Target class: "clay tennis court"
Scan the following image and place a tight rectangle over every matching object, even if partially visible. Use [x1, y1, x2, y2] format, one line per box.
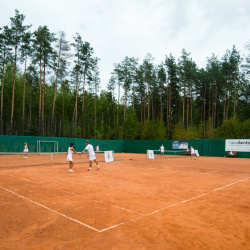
[0, 153, 249, 249]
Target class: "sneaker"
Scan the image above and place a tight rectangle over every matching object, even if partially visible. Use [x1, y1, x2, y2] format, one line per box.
[69, 169, 73, 173]
[97, 166, 100, 170]
[87, 168, 91, 171]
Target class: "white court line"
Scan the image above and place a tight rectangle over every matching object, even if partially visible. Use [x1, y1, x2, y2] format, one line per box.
[0, 185, 100, 232]
[3, 173, 38, 184]
[2, 173, 142, 216]
[39, 174, 104, 182]
[2, 173, 249, 233]
[143, 177, 250, 216]
[100, 177, 249, 232]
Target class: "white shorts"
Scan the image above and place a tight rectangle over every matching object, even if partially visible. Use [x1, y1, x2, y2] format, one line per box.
[89, 155, 96, 161]
[67, 155, 73, 162]
[161, 151, 164, 153]
[24, 149, 29, 153]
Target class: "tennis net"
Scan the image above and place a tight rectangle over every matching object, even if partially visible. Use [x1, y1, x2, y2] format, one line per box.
[147, 150, 189, 159]
[0, 151, 114, 168]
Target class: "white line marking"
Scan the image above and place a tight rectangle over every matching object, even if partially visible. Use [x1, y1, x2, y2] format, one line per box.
[143, 177, 249, 216]
[2, 173, 249, 233]
[100, 177, 249, 231]
[0, 185, 100, 232]
[3, 173, 142, 216]
[51, 186, 143, 215]
[99, 216, 144, 233]
[3, 173, 38, 184]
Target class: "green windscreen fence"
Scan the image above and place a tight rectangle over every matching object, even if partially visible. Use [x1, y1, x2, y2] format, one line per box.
[0, 136, 249, 158]
[0, 136, 124, 154]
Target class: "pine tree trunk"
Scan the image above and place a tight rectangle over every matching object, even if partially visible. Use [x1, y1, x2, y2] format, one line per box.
[0, 51, 6, 135]
[22, 54, 28, 135]
[141, 94, 143, 132]
[190, 89, 193, 124]
[28, 80, 32, 135]
[233, 70, 236, 120]
[182, 84, 186, 124]
[81, 73, 85, 138]
[223, 76, 227, 121]
[132, 75, 135, 111]
[123, 81, 127, 139]
[147, 84, 150, 120]
[39, 57, 42, 136]
[94, 79, 97, 138]
[10, 45, 18, 135]
[51, 45, 61, 136]
[203, 82, 206, 137]
[160, 86, 163, 121]
[226, 85, 231, 121]
[75, 69, 79, 137]
[186, 93, 189, 128]
[113, 90, 115, 138]
[214, 81, 217, 128]
[42, 65, 46, 135]
[169, 82, 172, 131]
[62, 81, 65, 137]
[144, 89, 146, 124]
[117, 81, 120, 139]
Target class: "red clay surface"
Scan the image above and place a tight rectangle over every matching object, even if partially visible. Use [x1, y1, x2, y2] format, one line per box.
[0, 153, 249, 249]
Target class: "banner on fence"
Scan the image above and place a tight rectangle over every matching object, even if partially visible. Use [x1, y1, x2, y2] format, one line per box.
[147, 150, 154, 159]
[225, 139, 250, 152]
[172, 140, 188, 149]
[104, 151, 114, 162]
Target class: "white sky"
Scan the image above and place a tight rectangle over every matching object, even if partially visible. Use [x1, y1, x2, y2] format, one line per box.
[1, 0, 250, 89]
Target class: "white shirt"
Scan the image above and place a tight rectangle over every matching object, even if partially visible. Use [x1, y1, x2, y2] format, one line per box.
[85, 144, 95, 156]
[24, 145, 29, 152]
[67, 147, 73, 158]
[160, 146, 164, 152]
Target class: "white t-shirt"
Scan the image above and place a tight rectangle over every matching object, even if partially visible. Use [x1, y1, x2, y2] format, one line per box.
[160, 146, 164, 152]
[23, 145, 29, 153]
[67, 147, 73, 161]
[85, 144, 95, 156]
[191, 147, 195, 154]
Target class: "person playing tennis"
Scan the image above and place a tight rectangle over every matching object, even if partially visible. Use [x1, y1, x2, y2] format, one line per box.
[159, 144, 165, 156]
[23, 143, 29, 158]
[81, 140, 100, 171]
[96, 144, 100, 154]
[67, 142, 80, 173]
[190, 146, 196, 160]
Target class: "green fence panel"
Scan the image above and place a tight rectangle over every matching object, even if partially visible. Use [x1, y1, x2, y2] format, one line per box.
[123, 140, 172, 154]
[0, 136, 249, 158]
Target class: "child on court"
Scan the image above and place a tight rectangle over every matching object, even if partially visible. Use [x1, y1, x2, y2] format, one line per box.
[190, 146, 196, 160]
[23, 143, 29, 158]
[81, 140, 100, 171]
[159, 144, 164, 156]
[67, 142, 80, 173]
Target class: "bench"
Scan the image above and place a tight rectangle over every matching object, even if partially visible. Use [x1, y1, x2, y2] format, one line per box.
[180, 151, 191, 156]
[226, 152, 236, 158]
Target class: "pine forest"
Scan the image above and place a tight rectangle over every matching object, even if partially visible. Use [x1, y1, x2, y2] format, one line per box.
[1, 10, 250, 140]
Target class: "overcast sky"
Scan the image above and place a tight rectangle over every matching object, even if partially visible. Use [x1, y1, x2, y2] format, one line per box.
[1, 0, 250, 89]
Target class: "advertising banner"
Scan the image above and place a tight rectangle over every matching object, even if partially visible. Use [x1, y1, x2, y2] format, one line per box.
[172, 140, 188, 149]
[147, 150, 154, 159]
[225, 139, 250, 152]
[104, 151, 114, 162]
